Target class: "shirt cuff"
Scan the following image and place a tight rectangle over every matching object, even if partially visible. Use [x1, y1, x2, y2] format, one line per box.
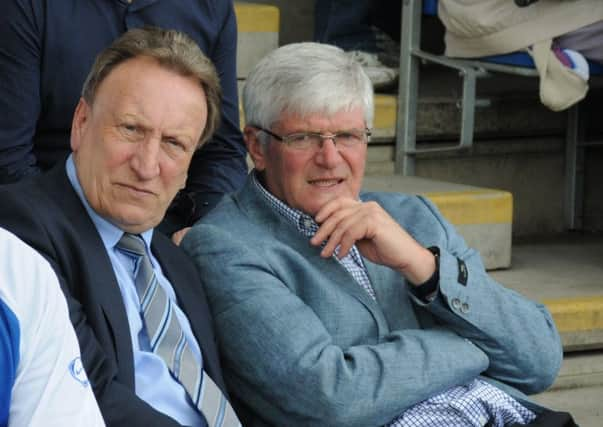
[409, 246, 440, 302]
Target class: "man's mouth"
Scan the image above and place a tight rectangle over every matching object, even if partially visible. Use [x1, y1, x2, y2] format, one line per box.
[308, 178, 344, 187]
[117, 183, 155, 196]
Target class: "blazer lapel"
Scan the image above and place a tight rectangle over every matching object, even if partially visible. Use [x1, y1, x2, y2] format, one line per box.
[41, 164, 135, 381]
[235, 178, 391, 336]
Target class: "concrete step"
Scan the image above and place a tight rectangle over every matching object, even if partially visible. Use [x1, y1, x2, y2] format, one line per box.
[532, 384, 603, 427]
[369, 90, 566, 143]
[372, 94, 397, 142]
[491, 235, 603, 353]
[234, 2, 280, 79]
[362, 175, 512, 269]
[365, 160, 395, 175]
[545, 298, 603, 352]
[550, 351, 603, 391]
[535, 350, 603, 426]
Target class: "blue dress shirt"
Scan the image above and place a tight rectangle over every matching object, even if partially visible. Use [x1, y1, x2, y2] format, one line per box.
[66, 156, 206, 426]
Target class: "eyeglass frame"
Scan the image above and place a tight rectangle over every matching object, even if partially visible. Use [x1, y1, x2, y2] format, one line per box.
[252, 125, 371, 150]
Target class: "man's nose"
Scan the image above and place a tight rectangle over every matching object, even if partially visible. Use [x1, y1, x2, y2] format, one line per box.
[314, 137, 341, 168]
[131, 138, 161, 179]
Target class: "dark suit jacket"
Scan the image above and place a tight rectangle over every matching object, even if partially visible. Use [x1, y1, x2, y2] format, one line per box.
[0, 163, 227, 426]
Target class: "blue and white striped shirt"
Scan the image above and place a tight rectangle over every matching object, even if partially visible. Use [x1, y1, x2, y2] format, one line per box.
[251, 172, 536, 427]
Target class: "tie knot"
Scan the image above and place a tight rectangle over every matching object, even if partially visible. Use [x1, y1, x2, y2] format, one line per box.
[116, 233, 147, 257]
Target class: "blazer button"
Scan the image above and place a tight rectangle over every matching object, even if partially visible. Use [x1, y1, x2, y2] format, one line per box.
[461, 303, 470, 314]
[451, 298, 462, 310]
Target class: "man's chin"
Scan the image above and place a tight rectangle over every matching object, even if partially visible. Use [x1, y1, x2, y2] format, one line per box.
[299, 193, 345, 217]
[108, 209, 163, 234]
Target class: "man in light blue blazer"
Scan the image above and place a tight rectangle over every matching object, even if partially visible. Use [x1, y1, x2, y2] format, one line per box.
[181, 42, 571, 427]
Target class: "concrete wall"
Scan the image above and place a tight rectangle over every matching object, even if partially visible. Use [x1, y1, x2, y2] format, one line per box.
[584, 148, 603, 232]
[414, 140, 566, 237]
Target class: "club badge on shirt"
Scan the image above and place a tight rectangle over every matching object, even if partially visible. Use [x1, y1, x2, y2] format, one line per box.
[69, 357, 90, 387]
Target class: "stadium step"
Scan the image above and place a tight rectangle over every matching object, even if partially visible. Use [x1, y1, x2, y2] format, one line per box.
[532, 383, 603, 427]
[491, 235, 603, 354]
[549, 351, 603, 390]
[234, 2, 280, 79]
[372, 94, 397, 142]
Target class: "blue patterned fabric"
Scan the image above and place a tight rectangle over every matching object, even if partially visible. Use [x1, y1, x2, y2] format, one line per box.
[251, 173, 377, 300]
[251, 171, 537, 427]
[389, 379, 535, 427]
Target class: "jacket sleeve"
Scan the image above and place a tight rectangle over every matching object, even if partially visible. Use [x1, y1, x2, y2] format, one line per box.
[0, 0, 44, 183]
[182, 224, 492, 427]
[407, 196, 562, 395]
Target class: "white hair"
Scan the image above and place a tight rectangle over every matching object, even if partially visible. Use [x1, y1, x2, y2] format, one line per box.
[242, 42, 374, 131]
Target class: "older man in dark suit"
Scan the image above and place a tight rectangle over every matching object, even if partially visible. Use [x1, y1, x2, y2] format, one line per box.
[0, 27, 240, 427]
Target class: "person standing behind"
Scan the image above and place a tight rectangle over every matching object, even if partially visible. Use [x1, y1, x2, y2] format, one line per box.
[0, 27, 240, 427]
[0, 0, 247, 233]
[0, 227, 104, 427]
[314, 0, 400, 89]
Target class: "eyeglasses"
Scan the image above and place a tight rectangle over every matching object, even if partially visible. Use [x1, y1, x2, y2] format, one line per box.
[255, 126, 371, 151]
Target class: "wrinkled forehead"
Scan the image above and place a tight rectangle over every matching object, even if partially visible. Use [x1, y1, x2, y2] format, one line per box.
[272, 105, 368, 130]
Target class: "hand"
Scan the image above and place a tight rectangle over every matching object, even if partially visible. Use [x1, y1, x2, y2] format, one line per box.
[171, 227, 191, 246]
[310, 197, 436, 285]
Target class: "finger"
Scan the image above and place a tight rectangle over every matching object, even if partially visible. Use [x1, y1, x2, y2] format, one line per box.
[311, 203, 361, 246]
[331, 230, 356, 259]
[314, 197, 359, 224]
[320, 211, 368, 258]
[171, 227, 191, 245]
[316, 217, 347, 255]
[332, 211, 371, 258]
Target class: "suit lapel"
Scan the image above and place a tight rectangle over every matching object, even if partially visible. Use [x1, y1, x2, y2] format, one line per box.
[41, 164, 135, 382]
[235, 178, 391, 335]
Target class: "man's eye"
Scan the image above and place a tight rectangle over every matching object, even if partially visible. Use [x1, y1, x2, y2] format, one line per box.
[164, 138, 186, 151]
[337, 132, 356, 140]
[335, 131, 364, 146]
[121, 124, 141, 136]
[288, 133, 310, 143]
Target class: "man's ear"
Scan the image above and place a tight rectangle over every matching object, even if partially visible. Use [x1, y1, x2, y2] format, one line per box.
[244, 125, 267, 171]
[70, 98, 90, 152]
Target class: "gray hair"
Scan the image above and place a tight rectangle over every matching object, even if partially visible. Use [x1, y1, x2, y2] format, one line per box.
[242, 42, 373, 131]
[81, 26, 221, 147]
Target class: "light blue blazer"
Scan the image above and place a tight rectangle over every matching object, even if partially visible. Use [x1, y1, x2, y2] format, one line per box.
[182, 174, 563, 427]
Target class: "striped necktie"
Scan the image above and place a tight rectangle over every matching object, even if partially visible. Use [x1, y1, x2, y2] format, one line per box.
[117, 233, 241, 427]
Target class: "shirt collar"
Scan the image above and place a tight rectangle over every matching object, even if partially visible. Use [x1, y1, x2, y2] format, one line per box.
[251, 170, 369, 270]
[251, 170, 317, 237]
[65, 155, 154, 251]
